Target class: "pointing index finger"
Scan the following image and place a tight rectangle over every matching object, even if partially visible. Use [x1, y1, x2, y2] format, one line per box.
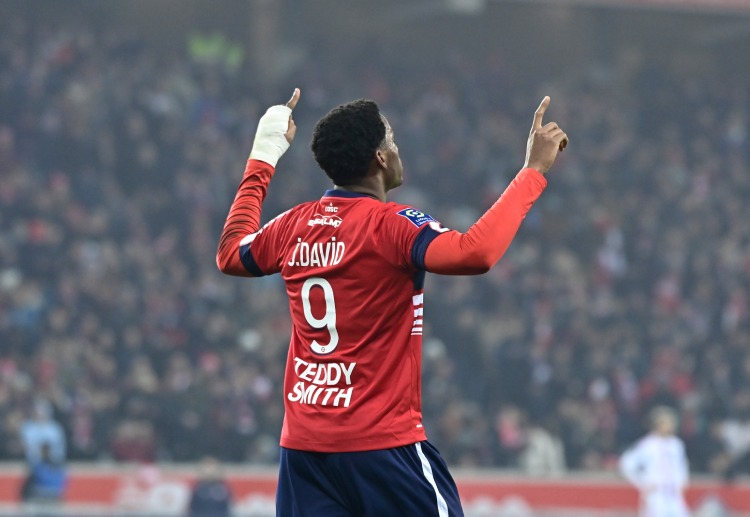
[533, 96, 550, 130]
[286, 88, 301, 110]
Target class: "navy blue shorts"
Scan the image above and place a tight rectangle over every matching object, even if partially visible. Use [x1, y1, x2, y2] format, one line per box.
[276, 441, 464, 517]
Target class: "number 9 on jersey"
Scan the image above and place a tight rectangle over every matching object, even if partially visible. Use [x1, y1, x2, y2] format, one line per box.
[301, 277, 339, 355]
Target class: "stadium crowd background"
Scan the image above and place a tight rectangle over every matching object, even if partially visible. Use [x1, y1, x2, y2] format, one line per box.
[1, 1, 750, 479]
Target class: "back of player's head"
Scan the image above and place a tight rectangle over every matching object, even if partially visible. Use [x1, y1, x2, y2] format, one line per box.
[311, 99, 386, 185]
[650, 406, 678, 433]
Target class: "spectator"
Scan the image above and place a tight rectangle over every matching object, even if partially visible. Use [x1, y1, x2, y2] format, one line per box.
[20, 442, 67, 505]
[520, 420, 566, 477]
[186, 457, 233, 517]
[20, 400, 65, 466]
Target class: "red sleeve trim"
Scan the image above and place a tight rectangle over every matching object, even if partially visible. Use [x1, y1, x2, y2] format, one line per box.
[216, 159, 275, 276]
[423, 168, 546, 275]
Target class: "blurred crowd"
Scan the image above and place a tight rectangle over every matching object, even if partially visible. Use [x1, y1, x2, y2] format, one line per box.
[1, 12, 749, 478]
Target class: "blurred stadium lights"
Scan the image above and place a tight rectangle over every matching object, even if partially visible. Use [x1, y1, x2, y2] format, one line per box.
[489, 0, 750, 15]
[384, 0, 488, 23]
[445, 0, 488, 15]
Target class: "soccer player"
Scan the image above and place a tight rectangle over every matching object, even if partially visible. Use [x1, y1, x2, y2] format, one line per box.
[619, 407, 691, 517]
[217, 88, 568, 516]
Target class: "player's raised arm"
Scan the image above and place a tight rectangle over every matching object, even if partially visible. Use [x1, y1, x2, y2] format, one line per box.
[216, 89, 299, 276]
[525, 96, 569, 172]
[423, 96, 568, 275]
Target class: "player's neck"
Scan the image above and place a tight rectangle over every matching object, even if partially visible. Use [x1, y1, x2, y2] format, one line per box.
[334, 177, 387, 203]
[334, 168, 391, 202]
[333, 185, 383, 202]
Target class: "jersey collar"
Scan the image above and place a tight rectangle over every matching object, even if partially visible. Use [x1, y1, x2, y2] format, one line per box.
[323, 189, 377, 199]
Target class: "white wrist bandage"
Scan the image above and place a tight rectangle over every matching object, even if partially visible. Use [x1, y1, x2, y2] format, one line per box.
[249, 105, 292, 167]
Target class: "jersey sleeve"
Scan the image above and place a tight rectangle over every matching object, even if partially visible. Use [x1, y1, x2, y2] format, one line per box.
[377, 206, 450, 271]
[216, 158, 287, 277]
[619, 441, 647, 490]
[424, 168, 547, 275]
[237, 209, 289, 276]
[676, 439, 689, 489]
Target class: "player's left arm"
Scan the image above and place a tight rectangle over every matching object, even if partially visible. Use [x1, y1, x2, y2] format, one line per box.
[676, 439, 689, 489]
[424, 96, 566, 275]
[216, 89, 300, 276]
[423, 167, 546, 275]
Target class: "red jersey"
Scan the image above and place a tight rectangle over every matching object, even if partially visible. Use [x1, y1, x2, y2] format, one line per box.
[241, 189, 445, 452]
[217, 159, 547, 453]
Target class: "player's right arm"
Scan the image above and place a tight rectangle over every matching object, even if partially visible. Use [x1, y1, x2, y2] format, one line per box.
[216, 89, 299, 276]
[424, 97, 568, 275]
[619, 442, 648, 491]
[676, 438, 689, 490]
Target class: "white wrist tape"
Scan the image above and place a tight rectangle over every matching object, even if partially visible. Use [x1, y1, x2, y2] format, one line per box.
[249, 105, 292, 167]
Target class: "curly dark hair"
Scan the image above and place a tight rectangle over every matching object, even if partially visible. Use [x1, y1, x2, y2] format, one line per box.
[310, 99, 386, 185]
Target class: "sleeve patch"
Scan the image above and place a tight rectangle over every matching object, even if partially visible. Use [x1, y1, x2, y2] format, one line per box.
[396, 208, 437, 228]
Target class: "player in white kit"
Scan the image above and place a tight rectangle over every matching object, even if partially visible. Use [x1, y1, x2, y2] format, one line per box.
[619, 407, 691, 517]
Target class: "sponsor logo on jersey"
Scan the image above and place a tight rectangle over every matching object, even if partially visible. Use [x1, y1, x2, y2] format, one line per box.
[308, 214, 342, 228]
[287, 357, 356, 408]
[396, 208, 438, 228]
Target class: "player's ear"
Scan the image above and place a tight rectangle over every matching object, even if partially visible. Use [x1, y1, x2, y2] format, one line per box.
[374, 149, 388, 170]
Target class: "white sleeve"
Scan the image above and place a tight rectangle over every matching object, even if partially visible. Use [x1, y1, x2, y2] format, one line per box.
[676, 439, 689, 489]
[619, 443, 646, 490]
